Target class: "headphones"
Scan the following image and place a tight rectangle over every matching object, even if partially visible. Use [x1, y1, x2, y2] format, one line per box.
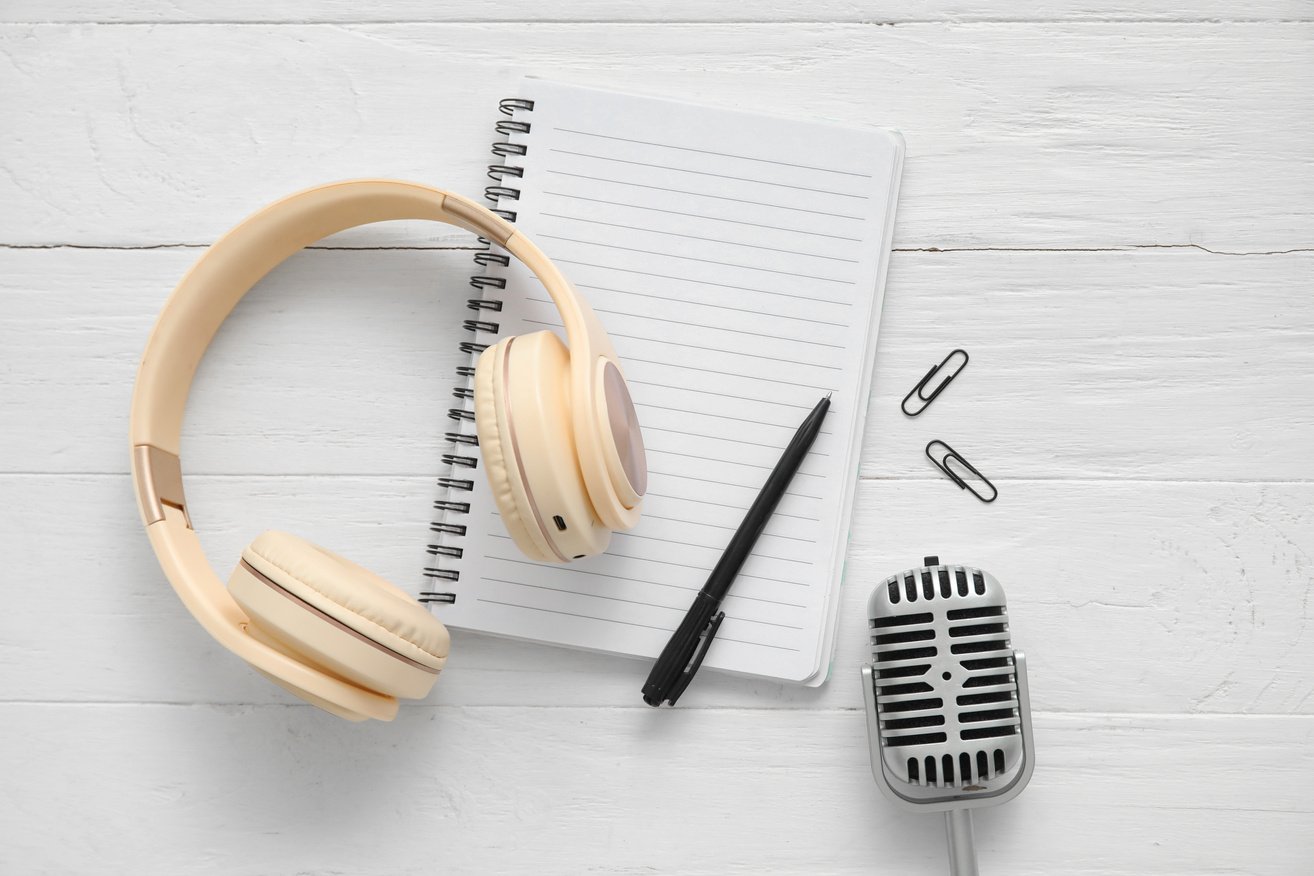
[130, 180, 647, 721]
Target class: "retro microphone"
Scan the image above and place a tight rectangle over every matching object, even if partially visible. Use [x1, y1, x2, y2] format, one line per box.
[860, 557, 1034, 876]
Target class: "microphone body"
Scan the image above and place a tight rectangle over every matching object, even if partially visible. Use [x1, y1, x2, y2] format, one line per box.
[860, 558, 1034, 875]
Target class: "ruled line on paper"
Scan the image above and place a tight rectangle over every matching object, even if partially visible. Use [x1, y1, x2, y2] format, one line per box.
[636, 513, 817, 545]
[523, 298, 847, 348]
[551, 127, 875, 179]
[547, 148, 870, 200]
[542, 191, 864, 242]
[646, 467, 822, 501]
[552, 258, 856, 306]
[607, 331, 843, 371]
[537, 233, 856, 285]
[646, 446, 825, 479]
[483, 551, 809, 606]
[488, 506, 814, 548]
[642, 424, 830, 455]
[540, 212, 860, 263]
[637, 400, 838, 433]
[627, 379, 815, 410]
[644, 428, 836, 454]
[697, 634, 802, 651]
[527, 290, 849, 329]
[587, 543, 793, 580]
[645, 470, 822, 505]
[621, 361, 835, 394]
[474, 597, 669, 632]
[520, 319, 844, 371]
[481, 577, 806, 629]
[484, 536, 810, 588]
[611, 528, 815, 562]
[545, 170, 866, 221]
[642, 491, 821, 525]
[473, 596, 805, 651]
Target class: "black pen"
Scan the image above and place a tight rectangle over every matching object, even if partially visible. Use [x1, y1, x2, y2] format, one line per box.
[641, 393, 832, 707]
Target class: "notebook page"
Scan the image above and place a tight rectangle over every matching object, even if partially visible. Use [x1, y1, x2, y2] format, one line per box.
[438, 78, 902, 683]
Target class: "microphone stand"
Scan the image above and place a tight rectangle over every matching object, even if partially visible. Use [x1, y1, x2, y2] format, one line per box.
[945, 809, 979, 876]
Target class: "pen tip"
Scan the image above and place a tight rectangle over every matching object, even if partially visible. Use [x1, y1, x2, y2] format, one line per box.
[825, 392, 833, 400]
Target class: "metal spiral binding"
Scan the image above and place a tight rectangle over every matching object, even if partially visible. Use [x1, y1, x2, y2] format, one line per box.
[420, 95, 535, 605]
[487, 165, 524, 182]
[462, 318, 500, 334]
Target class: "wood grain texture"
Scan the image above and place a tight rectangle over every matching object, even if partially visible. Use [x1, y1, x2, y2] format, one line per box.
[4, 247, 1311, 479]
[2, 705, 1310, 875]
[3, 473, 1310, 714]
[5, 1, 1314, 23]
[2, 23, 1311, 251]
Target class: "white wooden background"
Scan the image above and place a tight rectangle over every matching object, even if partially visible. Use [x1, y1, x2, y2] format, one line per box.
[2, 3, 1312, 874]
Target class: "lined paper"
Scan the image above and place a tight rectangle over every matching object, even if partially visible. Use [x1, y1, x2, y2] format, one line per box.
[433, 79, 903, 683]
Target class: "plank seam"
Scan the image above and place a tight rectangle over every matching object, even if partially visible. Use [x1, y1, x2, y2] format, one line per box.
[3, 472, 1314, 484]
[3, 19, 1314, 25]
[2, 243, 1310, 256]
[0, 701, 1311, 718]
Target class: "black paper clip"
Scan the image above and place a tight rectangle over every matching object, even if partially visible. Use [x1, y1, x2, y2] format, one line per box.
[926, 440, 998, 503]
[902, 349, 969, 417]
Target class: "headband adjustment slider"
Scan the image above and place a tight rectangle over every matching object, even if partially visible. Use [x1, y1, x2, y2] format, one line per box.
[133, 445, 191, 528]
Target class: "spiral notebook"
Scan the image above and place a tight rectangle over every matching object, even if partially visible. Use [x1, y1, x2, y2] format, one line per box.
[421, 78, 904, 685]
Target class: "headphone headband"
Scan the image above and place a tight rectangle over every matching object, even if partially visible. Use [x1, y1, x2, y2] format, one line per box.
[129, 179, 606, 460]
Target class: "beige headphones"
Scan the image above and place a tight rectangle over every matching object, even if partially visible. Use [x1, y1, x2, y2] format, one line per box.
[130, 180, 647, 721]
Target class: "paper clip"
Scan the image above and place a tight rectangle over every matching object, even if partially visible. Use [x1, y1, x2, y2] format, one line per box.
[926, 440, 998, 503]
[901, 349, 970, 417]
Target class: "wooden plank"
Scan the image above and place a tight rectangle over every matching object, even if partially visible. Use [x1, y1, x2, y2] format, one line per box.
[3, 473, 1309, 713]
[2, 23, 1311, 250]
[3, 247, 1310, 480]
[1, 704, 1309, 874]
[5, 2, 1312, 23]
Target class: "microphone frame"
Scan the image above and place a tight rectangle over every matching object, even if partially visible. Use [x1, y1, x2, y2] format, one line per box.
[860, 652, 1035, 813]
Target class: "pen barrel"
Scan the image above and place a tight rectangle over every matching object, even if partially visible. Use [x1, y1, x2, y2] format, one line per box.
[704, 398, 827, 599]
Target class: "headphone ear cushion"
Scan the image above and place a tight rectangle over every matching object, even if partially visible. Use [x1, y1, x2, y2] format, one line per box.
[230, 531, 449, 700]
[474, 340, 558, 563]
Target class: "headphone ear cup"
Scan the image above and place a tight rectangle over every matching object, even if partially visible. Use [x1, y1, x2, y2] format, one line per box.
[475, 333, 612, 563]
[475, 339, 558, 563]
[229, 531, 449, 701]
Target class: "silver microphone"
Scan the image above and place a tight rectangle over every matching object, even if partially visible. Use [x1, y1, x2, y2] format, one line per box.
[860, 557, 1034, 876]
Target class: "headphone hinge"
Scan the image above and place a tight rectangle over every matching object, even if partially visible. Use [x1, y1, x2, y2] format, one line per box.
[133, 444, 191, 529]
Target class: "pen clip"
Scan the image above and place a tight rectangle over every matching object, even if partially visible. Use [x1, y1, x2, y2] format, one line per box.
[666, 610, 725, 706]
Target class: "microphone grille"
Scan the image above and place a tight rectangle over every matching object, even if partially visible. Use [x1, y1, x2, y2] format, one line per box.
[868, 562, 1022, 793]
